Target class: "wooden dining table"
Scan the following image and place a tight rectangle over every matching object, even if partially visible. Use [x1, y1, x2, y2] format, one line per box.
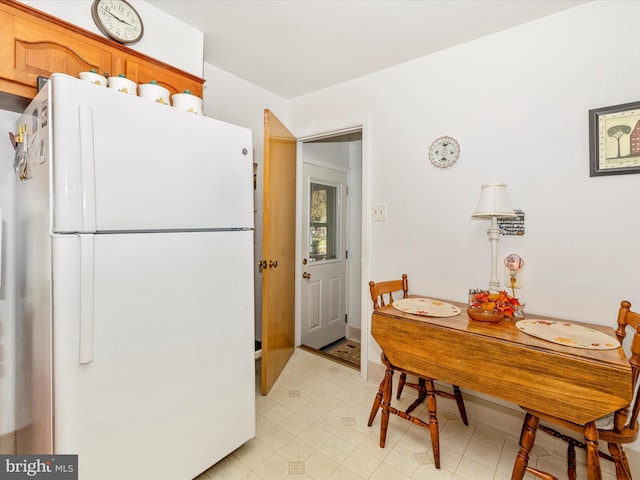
[371, 295, 633, 480]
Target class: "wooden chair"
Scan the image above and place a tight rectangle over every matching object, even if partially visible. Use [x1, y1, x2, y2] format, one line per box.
[366, 274, 468, 469]
[511, 300, 640, 480]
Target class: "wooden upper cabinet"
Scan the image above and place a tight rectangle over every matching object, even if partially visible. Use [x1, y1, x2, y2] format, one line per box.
[0, 1, 203, 109]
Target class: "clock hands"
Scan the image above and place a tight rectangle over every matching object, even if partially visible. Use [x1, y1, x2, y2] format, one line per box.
[100, 7, 133, 27]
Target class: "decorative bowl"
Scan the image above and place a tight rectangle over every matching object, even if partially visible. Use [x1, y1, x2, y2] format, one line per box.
[467, 308, 504, 323]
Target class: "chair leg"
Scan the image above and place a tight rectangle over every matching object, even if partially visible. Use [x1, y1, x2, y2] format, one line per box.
[567, 440, 577, 480]
[367, 376, 384, 427]
[607, 443, 632, 480]
[511, 413, 538, 480]
[425, 379, 440, 469]
[583, 421, 603, 480]
[379, 364, 394, 448]
[397, 373, 407, 399]
[452, 385, 468, 426]
[405, 377, 427, 414]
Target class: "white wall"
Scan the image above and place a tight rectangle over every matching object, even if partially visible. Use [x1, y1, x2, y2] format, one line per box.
[21, 0, 203, 76]
[287, 0, 640, 455]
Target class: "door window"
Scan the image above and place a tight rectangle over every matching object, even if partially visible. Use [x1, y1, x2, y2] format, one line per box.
[309, 182, 338, 262]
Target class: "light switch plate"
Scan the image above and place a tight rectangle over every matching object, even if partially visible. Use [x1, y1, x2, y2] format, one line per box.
[371, 203, 387, 221]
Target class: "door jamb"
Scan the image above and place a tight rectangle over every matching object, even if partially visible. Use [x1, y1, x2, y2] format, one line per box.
[294, 119, 371, 381]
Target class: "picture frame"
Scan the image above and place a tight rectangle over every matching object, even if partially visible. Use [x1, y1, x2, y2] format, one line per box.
[589, 101, 640, 176]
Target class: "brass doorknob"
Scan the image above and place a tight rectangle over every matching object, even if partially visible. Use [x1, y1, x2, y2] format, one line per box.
[269, 260, 278, 268]
[302, 272, 311, 279]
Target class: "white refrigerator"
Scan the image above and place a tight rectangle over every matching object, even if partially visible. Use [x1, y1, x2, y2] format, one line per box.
[14, 74, 256, 479]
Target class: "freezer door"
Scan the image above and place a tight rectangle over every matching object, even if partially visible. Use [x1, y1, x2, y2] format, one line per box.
[52, 231, 255, 479]
[49, 74, 253, 233]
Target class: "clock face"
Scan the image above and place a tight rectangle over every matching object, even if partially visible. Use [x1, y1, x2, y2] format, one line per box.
[91, 0, 144, 45]
[429, 136, 460, 168]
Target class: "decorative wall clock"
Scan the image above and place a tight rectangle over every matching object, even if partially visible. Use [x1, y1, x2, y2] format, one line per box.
[91, 0, 144, 45]
[429, 136, 460, 168]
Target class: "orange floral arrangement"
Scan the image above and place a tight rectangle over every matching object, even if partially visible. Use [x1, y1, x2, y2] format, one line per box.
[470, 290, 521, 317]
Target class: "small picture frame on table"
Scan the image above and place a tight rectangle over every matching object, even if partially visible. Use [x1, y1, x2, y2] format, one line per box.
[589, 101, 640, 176]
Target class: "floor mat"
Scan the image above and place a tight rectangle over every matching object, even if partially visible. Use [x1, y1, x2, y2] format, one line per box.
[324, 339, 360, 367]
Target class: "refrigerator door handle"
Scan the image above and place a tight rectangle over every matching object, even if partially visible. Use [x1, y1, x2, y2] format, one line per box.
[79, 234, 95, 364]
[78, 105, 97, 232]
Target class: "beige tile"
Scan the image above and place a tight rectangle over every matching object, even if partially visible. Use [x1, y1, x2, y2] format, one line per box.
[341, 447, 382, 479]
[437, 444, 462, 474]
[277, 437, 317, 462]
[413, 464, 455, 479]
[454, 456, 497, 480]
[262, 403, 296, 424]
[369, 461, 412, 480]
[463, 438, 502, 470]
[325, 465, 365, 480]
[201, 454, 250, 479]
[356, 431, 392, 461]
[317, 435, 357, 463]
[313, 411, 346, 434]
[381, 444, 420, 476]
[297, 402, 329, 423]
[303, 450, 340, 480]
[243, 349, 539, 480]
[279, 412, 313, 436]
[297, 423, 334, 450]
[251, 453, 289, 480]
[255, 423, 294, 451]
[334, 424, 371, 447]
[232, 438, 275, 470]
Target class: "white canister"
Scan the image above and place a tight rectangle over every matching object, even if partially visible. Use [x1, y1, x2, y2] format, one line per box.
[138, 80, 170, 105]
[79, 69, 107, 87]
[171, 90, 202, 115]
[108, 74, 137, 96]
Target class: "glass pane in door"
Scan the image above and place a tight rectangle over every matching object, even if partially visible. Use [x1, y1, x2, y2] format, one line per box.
[309, 182, 338, 262]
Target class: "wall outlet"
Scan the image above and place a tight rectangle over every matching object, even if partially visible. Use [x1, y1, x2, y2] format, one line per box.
[371, 203, 387, 221]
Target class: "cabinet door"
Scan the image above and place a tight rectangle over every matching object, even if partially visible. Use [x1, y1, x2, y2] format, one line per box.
[0, 7, 112, 98]
[120, 57, 203, 97]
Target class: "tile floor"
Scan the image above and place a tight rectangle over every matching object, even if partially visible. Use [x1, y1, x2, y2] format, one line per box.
[197, 348, 617, 480]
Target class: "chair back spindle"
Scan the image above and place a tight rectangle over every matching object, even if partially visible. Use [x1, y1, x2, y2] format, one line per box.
[369, 273, 408, 309]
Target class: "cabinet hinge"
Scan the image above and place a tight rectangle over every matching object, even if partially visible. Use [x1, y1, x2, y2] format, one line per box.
[345, 314, 348, 323]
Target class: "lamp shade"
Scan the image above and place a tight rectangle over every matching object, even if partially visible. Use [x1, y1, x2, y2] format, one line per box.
[472, 183, 516, 218]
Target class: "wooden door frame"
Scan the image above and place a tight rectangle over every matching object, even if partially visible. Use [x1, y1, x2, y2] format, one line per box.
[294, 119, 371, 380]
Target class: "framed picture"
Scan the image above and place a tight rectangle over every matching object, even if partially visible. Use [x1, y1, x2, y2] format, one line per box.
[589, 101, 640, 176]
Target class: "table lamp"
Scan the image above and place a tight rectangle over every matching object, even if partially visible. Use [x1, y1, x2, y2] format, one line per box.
[471, 183, 516, 292]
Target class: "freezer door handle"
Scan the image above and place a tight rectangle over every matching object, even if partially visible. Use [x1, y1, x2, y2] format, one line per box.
[78, 105, 97, 232]
[79, 235, 95, 364]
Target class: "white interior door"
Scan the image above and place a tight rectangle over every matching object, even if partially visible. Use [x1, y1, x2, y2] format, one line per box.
[301, 163, 348, 349]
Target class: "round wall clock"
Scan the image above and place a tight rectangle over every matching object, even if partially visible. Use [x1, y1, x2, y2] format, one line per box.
[91, 0, 144, 45]
[429, 136, 460, 168]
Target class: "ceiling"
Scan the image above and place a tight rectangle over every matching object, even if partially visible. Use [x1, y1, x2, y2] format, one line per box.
[146, 0, 588, 99]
